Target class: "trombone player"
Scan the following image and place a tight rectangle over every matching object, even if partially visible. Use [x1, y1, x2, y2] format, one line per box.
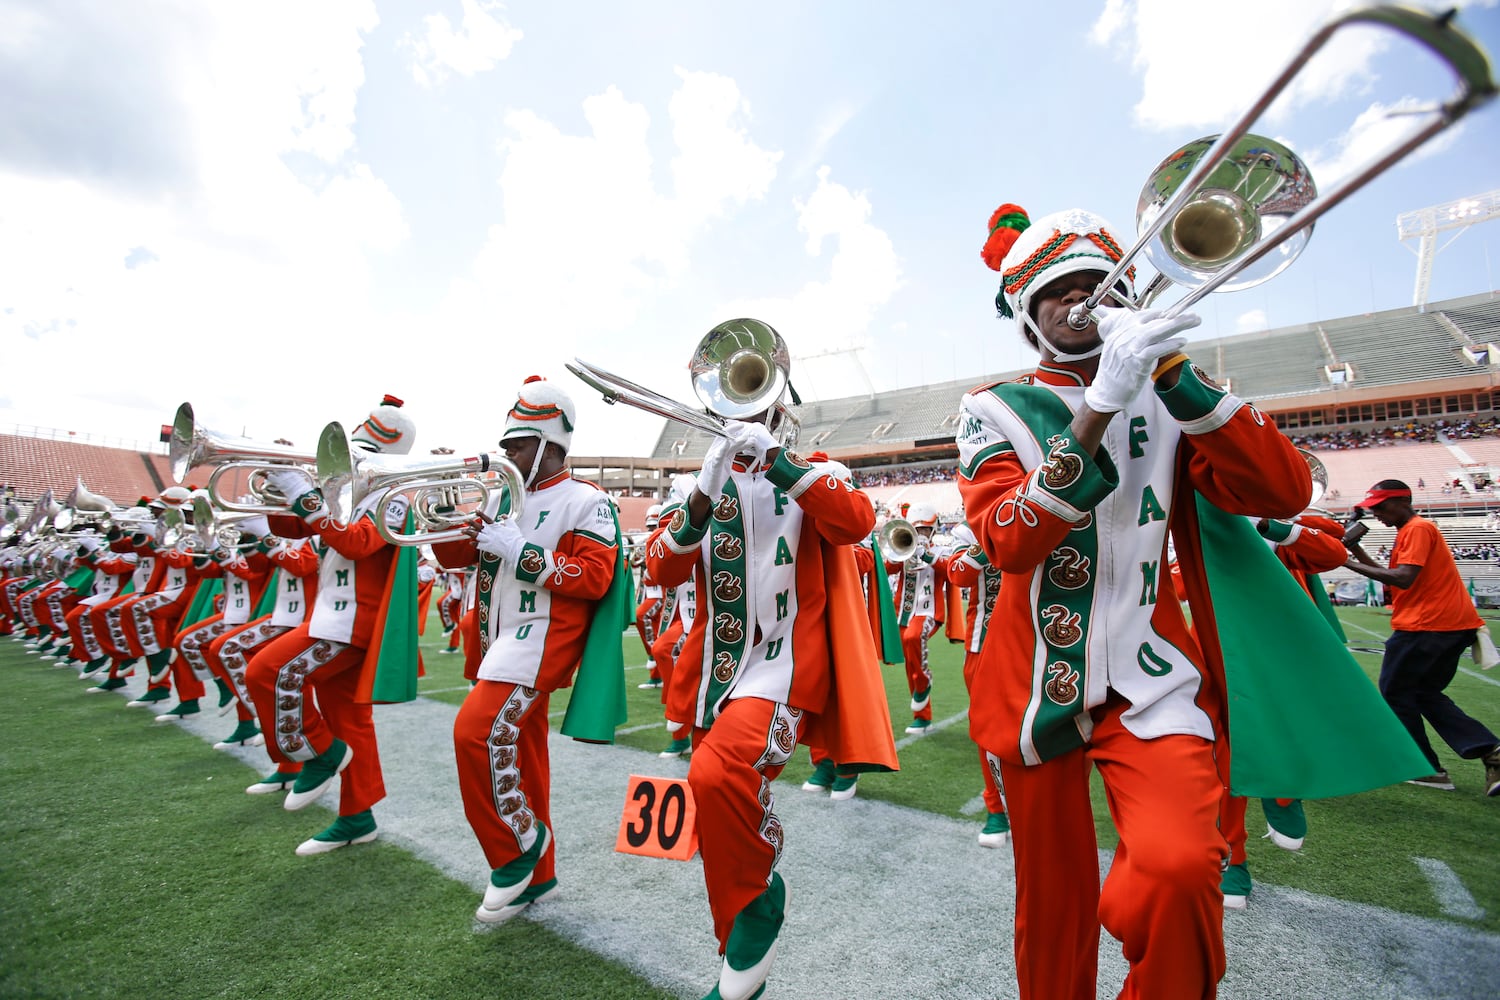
[959, 204, 1309, 1000]
[642, 319, 896, 1000]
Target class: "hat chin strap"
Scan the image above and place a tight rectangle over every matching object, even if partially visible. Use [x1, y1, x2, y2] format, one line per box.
[1024, 314, 1103, 363]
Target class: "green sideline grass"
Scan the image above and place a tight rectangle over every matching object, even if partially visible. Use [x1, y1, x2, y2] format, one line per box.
[8, 604, 1494, 1000]
[421, 606, 1500, 931]
[0, 638, 676, 1000]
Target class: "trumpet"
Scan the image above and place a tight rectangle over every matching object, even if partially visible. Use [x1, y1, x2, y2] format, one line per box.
[879, 518, 919, 563]
[169, 402, 316, 514]
[1067, 4, 1495, 331]
[568, 317, 801, 447]
[316, 422, 524, 544]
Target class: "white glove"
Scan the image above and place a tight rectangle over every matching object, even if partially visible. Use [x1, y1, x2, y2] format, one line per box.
[267, 468, 315, 501]
[697, 435, 738, 502]
[722, 419, 780, 465]
[76, 534, 103, 554]
[1082, 307, 1200, 414]
[669, 473, 698, 505]
[475, 518, 526, 564]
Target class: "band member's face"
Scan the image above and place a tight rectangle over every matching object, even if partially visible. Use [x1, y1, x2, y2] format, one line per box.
[1367, 499, 1401, 526]
[1031, 270, 1108, 356]
[502, 435, 541, 470]
[917, 525, 935, 541]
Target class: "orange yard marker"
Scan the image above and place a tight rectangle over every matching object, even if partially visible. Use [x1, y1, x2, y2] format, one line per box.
[615, 774, 699, 861]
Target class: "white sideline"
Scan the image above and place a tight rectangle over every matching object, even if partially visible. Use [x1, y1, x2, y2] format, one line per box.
[103, 669, 1500, 1000]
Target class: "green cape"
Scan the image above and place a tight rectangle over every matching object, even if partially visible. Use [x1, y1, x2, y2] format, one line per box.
[560, 504, 630, 743]
[1195, 498, 1430, 798]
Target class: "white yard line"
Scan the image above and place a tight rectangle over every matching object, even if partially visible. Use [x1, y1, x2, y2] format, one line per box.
[1414, 858, 1487, 921]
[1340, 616, 1500, 685]
[91, 668, 1500, 1000]
[894, 708, 970, 750]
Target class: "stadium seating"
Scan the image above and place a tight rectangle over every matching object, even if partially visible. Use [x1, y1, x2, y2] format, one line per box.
[0, 434, 171, 506]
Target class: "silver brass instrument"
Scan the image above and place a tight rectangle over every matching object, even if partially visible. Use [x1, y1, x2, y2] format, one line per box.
[316, 422, 524, 544]
[879, 518, 918, 563]
[169, 402, 316, 514]
[188, 496, 262, 555]
[1300, 449, 1333, 518]
[53, 477, 119, 532]
[568, 317, 800, 447]
[1067, 4, 1496, 331]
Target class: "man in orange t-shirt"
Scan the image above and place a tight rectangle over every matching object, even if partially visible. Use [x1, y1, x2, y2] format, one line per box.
[1343, 479, 1500, 797]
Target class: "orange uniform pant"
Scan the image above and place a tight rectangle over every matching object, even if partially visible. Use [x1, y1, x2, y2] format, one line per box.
[210, 616, 290, 725]
[998, 699, 1226, 1000]
[245, 626, 382, 815]
[688, 697, 803, 952]
[635, 596, 662, 667]
[460, 608, 481, 682]
[64, 601, 105, 662]
[174, 614, 236, 702]
[900, 615, 937, 721]
[650, 617, 690, 739]
[453, 680, 554, 883]
[979, 748, 1007, 816]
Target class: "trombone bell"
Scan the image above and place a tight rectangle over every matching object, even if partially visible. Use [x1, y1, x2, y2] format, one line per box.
[1138, 134, 1314, 294]
[170, 402, 316, 513]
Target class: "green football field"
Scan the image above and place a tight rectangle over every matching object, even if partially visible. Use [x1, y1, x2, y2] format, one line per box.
[2, 604, 1498, 998]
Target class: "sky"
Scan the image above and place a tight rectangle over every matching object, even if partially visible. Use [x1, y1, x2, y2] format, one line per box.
[3, 0, 1499, 463]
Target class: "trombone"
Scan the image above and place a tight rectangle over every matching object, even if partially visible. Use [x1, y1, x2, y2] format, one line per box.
[1067, 4, 1496, 331]
[169, 402, 316, 514]
[568, 317, 801, 447]
[315, 421, 525, 545]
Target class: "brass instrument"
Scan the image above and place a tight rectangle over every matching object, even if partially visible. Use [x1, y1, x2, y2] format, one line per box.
[169, 402, 316, 514]
[188, 496, 263, 555]
[52, 477, 119, 532]
[316, 422, 524, 544]
[1067, 4, 1495, 331]
[1300, 449, 1333, 518]
[879, 518, 918, 563]
[568, 317, 800, 447]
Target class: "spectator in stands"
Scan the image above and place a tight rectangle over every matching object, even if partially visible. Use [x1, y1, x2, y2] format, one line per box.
[1342, 480, 1500, 797]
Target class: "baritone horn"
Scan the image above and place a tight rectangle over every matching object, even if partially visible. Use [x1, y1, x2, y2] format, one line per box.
[169, 402, 316, 514]
[567, 317, 800, 446]
[1067, 4, 1495, 331]
[879, 518, 918, 563]
[53, 477, 119, 531]
[315, 421, 524, 544]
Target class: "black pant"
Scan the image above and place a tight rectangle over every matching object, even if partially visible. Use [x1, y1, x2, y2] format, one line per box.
[1379, 629, 1498, 771]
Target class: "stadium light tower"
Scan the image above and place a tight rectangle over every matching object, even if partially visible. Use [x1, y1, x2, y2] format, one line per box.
[1397, 189, 1500, 310]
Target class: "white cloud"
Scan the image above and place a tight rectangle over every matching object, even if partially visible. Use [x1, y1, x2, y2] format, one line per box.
[0, 2, 408, 453]
[1303, 97, 1465, 187]
[1091, 0, 1393, 131]
[1236, 308, 1269, 332]
[404, 0, 523, 88]
[713, 166, 903, 395]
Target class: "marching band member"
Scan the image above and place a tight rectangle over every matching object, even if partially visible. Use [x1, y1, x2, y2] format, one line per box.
[117, 487, 205, 713]
[81, 503, 158, 693]
[884, 502, 962, 736]
[245, 395, 420, 856]
[635, 503, 666, 686]
[645, 320, 896, 1000]
[437, 568, 465, 652]
[959, 204, 1308, 1000]
[162, 516, 273, 724]
[433, 376, 625, 924]
[651, 477, 698, 760]
[943, 522, 1011, 848]
[220, 533, 320, 786]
